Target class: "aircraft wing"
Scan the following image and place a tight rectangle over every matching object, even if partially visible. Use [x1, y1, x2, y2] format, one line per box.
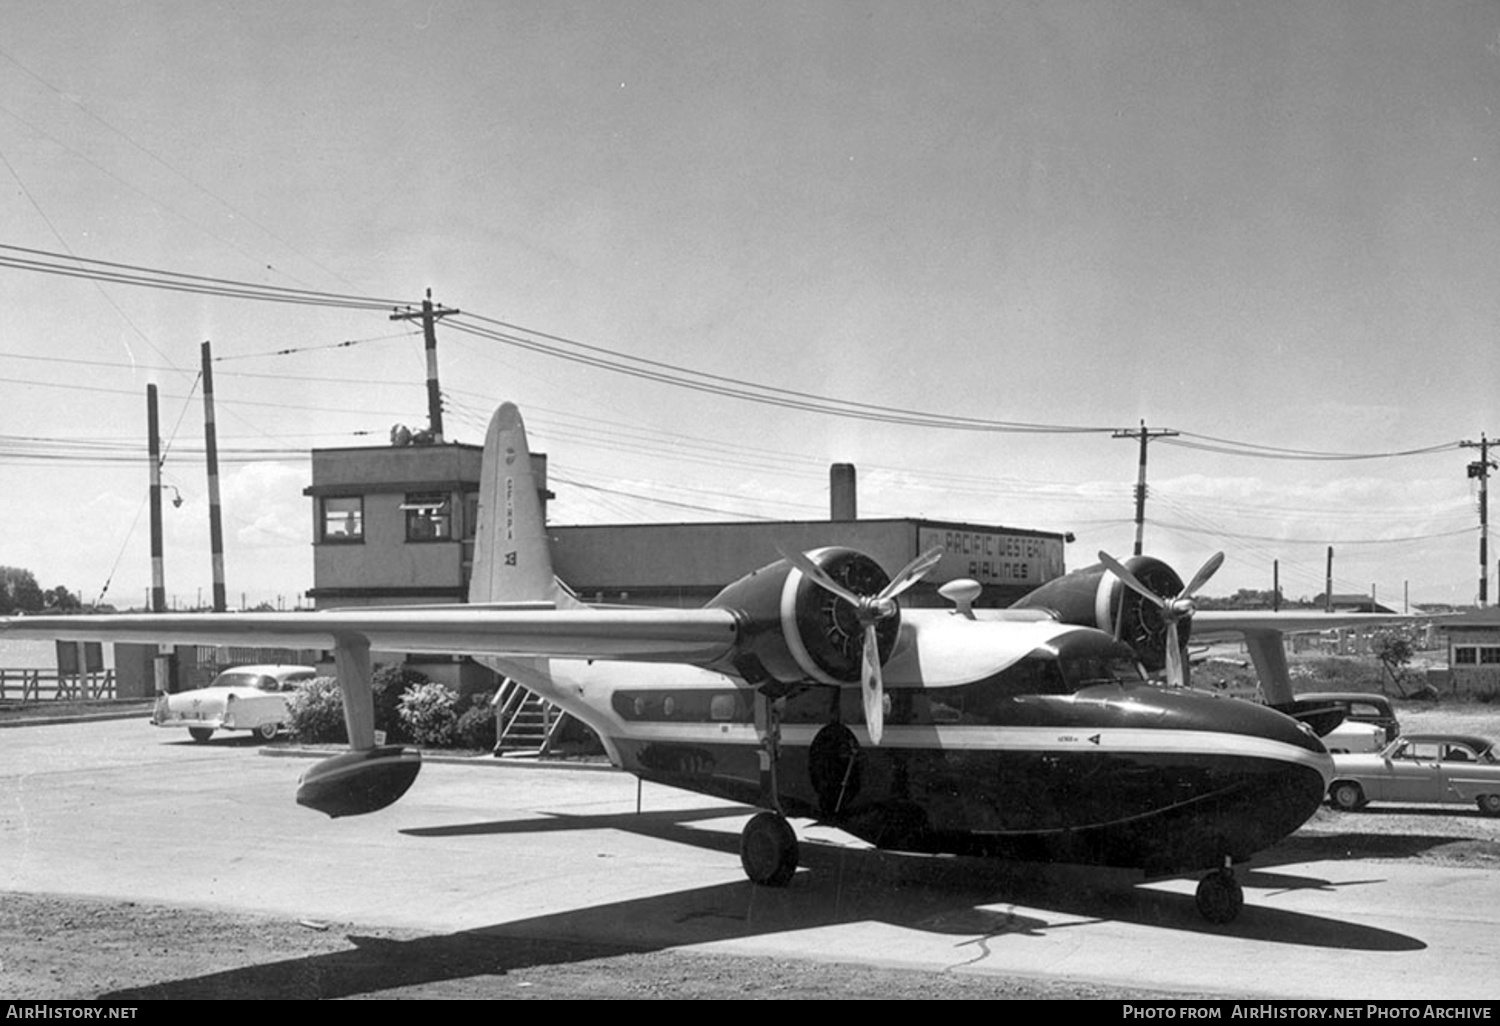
[1192, 610, 1416, 638]
[0, 607, 740, 663]
[1192, 610, 1417, 707]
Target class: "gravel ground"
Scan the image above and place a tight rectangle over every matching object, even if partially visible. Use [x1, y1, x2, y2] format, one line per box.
[0, 892, 1190, 1000]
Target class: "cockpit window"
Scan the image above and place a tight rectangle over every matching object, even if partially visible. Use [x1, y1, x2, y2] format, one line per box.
[1060, 653, 1145, 689]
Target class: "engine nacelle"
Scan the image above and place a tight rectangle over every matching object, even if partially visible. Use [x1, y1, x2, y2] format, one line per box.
[1011, 555, 1186, 673]
[706, 547, 900, 688]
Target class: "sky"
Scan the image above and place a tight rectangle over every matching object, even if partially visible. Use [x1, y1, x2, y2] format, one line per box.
[2, 0, 1499, 610]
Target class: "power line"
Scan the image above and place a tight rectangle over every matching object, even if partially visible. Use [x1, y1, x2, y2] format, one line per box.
[1165, 432, 1458, 461]
[0, 243, 409, 310]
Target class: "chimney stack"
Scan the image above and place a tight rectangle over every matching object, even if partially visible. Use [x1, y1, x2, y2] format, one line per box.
[830, 463, 857, 521]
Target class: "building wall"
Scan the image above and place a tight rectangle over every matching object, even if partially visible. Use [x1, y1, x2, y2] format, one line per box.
[550, 519, 1067, 608]
[305, 442, 488, 606]
[1447, 625, 1500, 690]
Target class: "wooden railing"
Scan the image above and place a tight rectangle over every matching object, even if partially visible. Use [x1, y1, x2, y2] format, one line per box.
[0, 668, 117, 702]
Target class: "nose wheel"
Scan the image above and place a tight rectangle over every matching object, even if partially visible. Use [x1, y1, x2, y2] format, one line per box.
[1195, 862, 1244, 924]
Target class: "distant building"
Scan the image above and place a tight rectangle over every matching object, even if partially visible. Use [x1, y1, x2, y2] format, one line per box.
[1437, 608, 1500, 691]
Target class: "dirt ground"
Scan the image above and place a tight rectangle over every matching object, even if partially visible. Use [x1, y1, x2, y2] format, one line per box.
[0, 889, 1209, 1000]
[3, 700, 1497, 1000]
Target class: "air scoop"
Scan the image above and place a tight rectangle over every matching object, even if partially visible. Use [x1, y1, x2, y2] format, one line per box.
[296, 746, 423, 818]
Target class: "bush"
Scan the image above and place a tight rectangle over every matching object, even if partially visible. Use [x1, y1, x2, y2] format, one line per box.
[372, 663, 428, 743]
[286, 677, 347, 743]
[454, 691, 498, 750]
[398, 681, 461, 747]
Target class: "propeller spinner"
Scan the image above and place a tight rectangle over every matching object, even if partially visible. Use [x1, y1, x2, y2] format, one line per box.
[1097, 550, 1224, 689]
[779, 545, 944, 744]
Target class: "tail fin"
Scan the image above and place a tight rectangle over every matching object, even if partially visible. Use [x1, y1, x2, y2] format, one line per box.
[468, 403, 578, 608]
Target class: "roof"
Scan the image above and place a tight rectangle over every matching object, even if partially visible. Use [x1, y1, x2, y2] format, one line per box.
[1399, 733, 1495, 750]
[1437, 608, 1500, 630]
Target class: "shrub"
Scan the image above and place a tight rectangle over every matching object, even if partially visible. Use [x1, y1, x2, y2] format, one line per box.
[397, 681, 461, 747]
[372, 663, 428, 743]
[454, 691, 498, 750]
[286, 676, 347, 743]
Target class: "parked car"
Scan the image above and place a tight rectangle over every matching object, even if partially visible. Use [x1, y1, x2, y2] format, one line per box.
[1328, 733, 1500, 816]
[1300, 692, 1401, 754]
[152, 664, 317, 742]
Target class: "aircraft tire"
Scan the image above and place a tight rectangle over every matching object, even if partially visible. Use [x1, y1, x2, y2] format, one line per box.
[740, 812, 798, 887]
[1478, 794, 1500, 817]
[1195, 870, 1243, 925]
[188, 727, 214, 743]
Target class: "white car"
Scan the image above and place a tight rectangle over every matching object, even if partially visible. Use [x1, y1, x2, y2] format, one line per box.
[152, 664, 317, 742]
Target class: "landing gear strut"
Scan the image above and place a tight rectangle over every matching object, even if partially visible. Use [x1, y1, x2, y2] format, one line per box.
[1195, 859, 1244, 925]
[740, 692, 799, 887]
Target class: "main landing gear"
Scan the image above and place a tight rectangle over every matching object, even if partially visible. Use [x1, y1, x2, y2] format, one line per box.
[740, 811, 799, 886]
[1194, 859, 1244, 925]
[740, 691, 801, 887]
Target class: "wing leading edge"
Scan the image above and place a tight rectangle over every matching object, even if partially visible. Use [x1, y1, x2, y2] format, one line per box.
[0, 607, 741, 663]
[1192, 610, 1419, 706]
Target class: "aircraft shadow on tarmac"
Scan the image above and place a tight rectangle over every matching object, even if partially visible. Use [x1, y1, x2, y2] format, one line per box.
[102, 806, 1426, 1001]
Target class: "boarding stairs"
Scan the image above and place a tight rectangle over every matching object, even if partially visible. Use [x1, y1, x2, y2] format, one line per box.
[493, 679, 568, 757]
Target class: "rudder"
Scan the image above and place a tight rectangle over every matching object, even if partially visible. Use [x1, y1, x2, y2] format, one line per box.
[468, 402, 574, 607]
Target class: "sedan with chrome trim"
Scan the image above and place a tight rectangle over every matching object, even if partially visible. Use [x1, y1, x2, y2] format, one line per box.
[1328, 733, 1500, 816]
[152, 664, 317, 742]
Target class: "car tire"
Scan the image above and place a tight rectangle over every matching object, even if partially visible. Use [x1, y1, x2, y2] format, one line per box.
[188, 727, 214, 743]
[256, 722, 279, 742]
[1330, 781, 1366, 811]
[1478, 794, 1500, 817]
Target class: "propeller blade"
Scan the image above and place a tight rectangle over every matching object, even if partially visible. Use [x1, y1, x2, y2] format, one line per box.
[1182, 551, 1225, 599]
[1165, 620, 1187, 689]
[778, 546, 864, 608]
[1097, 551, 1167, 609]
[862, 625, 884, 745]
[878, 546, 945, 602]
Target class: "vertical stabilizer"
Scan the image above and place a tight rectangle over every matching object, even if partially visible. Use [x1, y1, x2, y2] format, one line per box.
[469, 403, 570, 606]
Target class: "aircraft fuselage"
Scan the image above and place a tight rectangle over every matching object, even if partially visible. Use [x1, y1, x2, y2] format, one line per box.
[505, 627, 1331, 878]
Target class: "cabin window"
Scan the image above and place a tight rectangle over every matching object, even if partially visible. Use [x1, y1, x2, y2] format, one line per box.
[320, 496, 363, 542]
[403, 492, 452, 541]
[462, 491, 479, 540]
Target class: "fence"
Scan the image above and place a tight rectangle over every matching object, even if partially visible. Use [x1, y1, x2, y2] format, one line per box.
[0, 668, 117, 702]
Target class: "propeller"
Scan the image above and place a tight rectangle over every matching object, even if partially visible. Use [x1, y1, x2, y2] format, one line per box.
[1097, 550, 1224, 689]
[779, 546, 944, 744]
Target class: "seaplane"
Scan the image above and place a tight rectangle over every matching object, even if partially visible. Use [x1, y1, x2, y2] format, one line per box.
[1, 402, 1401, 925]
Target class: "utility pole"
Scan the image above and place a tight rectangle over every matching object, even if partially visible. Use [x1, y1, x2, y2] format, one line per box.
[147, 385, 166, 615]
[146, 385, 171, 694]
[1112, 421, 1179, 556]
[201, 341, 227, 612]
[1462, 435, 1496, 607]
[390, 289, 459, 443]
